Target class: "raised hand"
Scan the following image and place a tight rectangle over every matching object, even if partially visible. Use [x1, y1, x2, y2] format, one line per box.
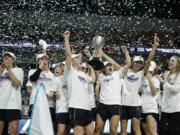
[146, 72, 153, 80]
[121, 45, 128, 52]
[64, 30, 70, 39]
[94, 49, 102, 57]
[153, 33, 160, 46]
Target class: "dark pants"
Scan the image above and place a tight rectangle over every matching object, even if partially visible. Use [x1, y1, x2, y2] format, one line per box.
[2, 121, 8, 135]
[160, 112, 180, 135]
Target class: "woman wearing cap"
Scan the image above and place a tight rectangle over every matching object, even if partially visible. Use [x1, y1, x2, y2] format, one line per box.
[53, 63, 70, 135]
[141, 61, 160, 135]
[121, 34, 159, 135]
[94, 46, 131, 135]
[0, 60, 8, 135]
[64, 30, 96, 135]
[28, 53, 56, 125]
[0, 52, 24, 135]
[159, 55, 180, 135]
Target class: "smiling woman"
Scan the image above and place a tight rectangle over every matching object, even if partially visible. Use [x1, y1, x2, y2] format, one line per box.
[121, 35, 159, 135]
[160, 55, 180, 135]
[0, 52, 24, 135]
[94, 47, 131, 135]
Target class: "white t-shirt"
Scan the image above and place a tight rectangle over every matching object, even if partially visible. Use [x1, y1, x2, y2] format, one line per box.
[97, 69, 123, 105]
[28, 69, 56, 108]
[88, 83, 96, 108]
[64, 66, 92, 110]
[162, 72, 180, 113]
[54, 75, 68, 113]
[122, 69, 144, 106]
[141, 76, 160, 113]
[0, 67, 24, 110]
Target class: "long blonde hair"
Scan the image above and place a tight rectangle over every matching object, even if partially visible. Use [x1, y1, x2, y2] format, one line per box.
[166, 55, 180, 81]
[174, 55, 180, 73]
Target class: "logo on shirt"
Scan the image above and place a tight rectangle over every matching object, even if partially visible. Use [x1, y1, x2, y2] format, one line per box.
[39, 74, 52, 81]
[0, 73, 10, 81]
[103, 77, 114, 83]
[127, 75, 139, 82]
[78, 76, 87, 83]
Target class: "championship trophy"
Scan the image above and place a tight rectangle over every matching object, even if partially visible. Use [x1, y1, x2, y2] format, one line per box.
[38, 39, 48, 53]
[38, 39, 53, 67]
[88, 36, 105, 70]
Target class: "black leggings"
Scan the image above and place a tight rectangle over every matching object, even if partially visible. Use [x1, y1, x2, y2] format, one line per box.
[2, 121, 8, 135]
[160, 112, 180, 135]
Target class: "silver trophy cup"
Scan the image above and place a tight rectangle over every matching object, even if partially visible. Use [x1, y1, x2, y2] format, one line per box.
[92, 36, 105, 50]
[88, 36, 105, 70]
[39, 39, 48, 51]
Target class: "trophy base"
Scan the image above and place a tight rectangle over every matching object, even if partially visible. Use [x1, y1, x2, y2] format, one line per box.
[88, 57, 104, 70]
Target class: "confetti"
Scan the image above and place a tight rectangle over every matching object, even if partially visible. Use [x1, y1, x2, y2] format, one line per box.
[0, 0, 180, 96]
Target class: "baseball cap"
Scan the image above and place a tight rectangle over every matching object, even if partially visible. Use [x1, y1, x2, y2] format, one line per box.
[103, 61, 112, 67]
[133, 56, 144, 63]
[36, 53, 49, 61]
[52, 61, 65, 68]
[61, 61, 66, 65]
[3, 52, 16, 61]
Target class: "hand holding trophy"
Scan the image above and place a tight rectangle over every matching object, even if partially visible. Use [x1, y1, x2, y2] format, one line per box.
[88, 36, 105, 70]
[38, 39, 48, 53]
[92, 36, 105, 50]
[37, 39, 50, 69]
